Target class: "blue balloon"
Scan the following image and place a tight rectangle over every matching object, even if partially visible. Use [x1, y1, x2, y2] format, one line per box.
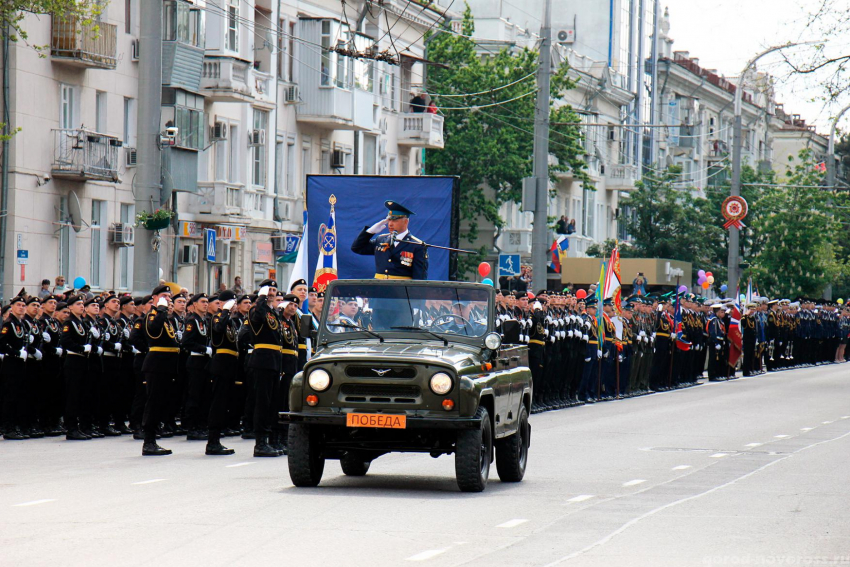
[720, 284, 728, 292]
[481, 278, 493, 286]
[73, 276, 86, 289]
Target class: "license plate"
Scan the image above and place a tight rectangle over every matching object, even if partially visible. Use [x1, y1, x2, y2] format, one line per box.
[346, 413, 407, 429]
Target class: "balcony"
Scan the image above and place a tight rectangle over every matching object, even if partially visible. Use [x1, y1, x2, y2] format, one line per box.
[398, 113, 445, 149]
[51, 129, 121, 182]
[252, 69, 275, 108]
[51, 17, 117, 69]
[497, 227, 532, 255]
[565, 234, 596, 258]
[201, 57, 253, 103]
[188, 182, 250, 222]
[605, 164, 638, 190]
[708, 139, 729, 160]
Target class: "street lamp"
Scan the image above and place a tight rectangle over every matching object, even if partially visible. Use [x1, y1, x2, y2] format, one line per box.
[727, 41, 815, 295]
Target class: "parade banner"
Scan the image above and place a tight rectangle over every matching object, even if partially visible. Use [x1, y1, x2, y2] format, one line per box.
[306, 175, 458, 282]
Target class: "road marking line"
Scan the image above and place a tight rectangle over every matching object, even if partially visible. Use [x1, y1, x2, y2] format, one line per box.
[822, 421, 834, 425]
[841, 416, 850, 420]
[567, 494, 595, 502]
[12, 499, 56, 507]
[672, 465, 691, 471]
[801, 428, 813, 432]
[406, 549, 447, 561]
[774, 435, 789, 439]
[496, 518, 529, 528]
[710, 453, 728, 458]
[225, 462, 255, 468]
[745, 443, 763, 448]
[622, 479, 646, 487]
[132, 479, 167, 485]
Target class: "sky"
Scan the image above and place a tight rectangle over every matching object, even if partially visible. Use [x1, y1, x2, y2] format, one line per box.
[661, 0, 841, 132]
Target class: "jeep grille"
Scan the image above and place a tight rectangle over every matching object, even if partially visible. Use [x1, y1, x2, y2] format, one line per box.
[339, 384, 421, 404]
[344, 366, 417, 379]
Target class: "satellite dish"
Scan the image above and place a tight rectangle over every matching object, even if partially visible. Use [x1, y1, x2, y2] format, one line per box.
[68, 190, 86, 233]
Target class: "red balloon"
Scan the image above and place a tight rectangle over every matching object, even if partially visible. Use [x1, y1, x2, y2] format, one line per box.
[478, 262, 491, 278]
[706, 272, 713, 278]
[575, 289, 587, 299]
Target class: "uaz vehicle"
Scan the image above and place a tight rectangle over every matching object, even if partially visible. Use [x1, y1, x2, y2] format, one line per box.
[281, 279, 532, 492]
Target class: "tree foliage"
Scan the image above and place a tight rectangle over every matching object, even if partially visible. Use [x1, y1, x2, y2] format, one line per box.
[424, 7, 590, 274]
[1, 0, 103, 49]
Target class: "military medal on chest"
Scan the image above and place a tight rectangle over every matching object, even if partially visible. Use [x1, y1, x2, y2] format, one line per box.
[400, 251, 413, 267]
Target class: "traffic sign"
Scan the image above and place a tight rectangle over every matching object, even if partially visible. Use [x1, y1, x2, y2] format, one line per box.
[16, 250, 28, 265]
[498, 254, 521, 277]
[205, 229, 216, 262]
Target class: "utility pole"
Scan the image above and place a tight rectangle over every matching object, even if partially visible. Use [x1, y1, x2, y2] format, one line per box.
[647, 0, 661, 167]
[728, 42, 807, 295]
[134, 0, 164, 293]
[531, 0, 552, 292]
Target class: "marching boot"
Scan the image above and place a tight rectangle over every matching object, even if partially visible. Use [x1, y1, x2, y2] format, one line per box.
[205, 431, 235, 456]
[253, 434, 279, 457]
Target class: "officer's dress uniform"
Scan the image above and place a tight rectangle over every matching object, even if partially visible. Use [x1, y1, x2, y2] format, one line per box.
[182, 310, 212, 437]
[22, 311, 43, 436]
[142, 304, 180, 449]
[350, 200, 429, 281]
[207, 305, 241, 453]
[247, 294, 285, 455]
[60, 313, 91, 440]
[39, 311, 64, 435]
[272, 310, 299, 453]
[98, 313, 123, 435]
[650, 309, 673, 390]
[83, 312, 104, 436]
[1, 313, 31, 439]
[128, 312, 149, 434]
[117, 310, 136, 430]
[707, 312, 726, 381]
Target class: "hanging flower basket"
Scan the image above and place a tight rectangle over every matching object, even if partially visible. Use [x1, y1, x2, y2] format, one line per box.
[136, 209, 174, 231]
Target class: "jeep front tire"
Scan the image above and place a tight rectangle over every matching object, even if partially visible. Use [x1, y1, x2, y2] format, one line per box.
[455, 407, 492, 492]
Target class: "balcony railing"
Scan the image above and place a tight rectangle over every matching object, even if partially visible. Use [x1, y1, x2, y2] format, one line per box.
[189, 182, 250, 221]
[398, 113, 444, 149]
[201, 57, 252, 102]
[51, 17, 117, 69]
[51, 129, 120, 182]
[605, 164, 638, 190]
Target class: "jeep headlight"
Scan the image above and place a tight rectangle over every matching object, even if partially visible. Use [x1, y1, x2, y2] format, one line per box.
[308, 368, 331, 392]
[484, 332, 501, 350]
[429, 372, 453, 395]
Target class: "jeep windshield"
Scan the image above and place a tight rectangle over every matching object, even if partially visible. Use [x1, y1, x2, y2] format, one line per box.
[323, 282, 490, 338]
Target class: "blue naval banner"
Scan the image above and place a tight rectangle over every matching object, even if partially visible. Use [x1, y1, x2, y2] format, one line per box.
[306, 175, 458, 282]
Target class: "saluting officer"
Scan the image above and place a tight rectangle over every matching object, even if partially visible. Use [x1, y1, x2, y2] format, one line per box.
[182, 293, 212, 440]
[289, 278, 310, 370]
[141, 285, 180, 456]
[206, 290, 239, 455]
[351, 200, 428, 280]
[128, 296, 151, 438]
[272, 293, 301, 455]
[60, 295, 91, 441]
[247, 279, 285, 458]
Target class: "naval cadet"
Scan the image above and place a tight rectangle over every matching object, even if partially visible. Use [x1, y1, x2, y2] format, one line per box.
[206, 290, 239, 455]
[351, 200, 429, 280]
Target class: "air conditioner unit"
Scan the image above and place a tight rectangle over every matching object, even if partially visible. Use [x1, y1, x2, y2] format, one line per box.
[180, 244, 199, 265]
[125, 147, 137, 167]
[110, 223, 134, 247]
[211, 121, 228, 141]
[271, 234, 286, 252]
[212, 241, 231, 264]
[331, 149, 345, 169]
[284, 85, 299, 104]
[131, 39, 140, 61]
[249, 129, 265, 146]
[608, 126, 617, 141]
[555, 28, 575, 44]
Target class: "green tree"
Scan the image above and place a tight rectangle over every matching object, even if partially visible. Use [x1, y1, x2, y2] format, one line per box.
[424, 7, 590, 274]
[615, 165, 721, 279]
[744, 149, 841, 297]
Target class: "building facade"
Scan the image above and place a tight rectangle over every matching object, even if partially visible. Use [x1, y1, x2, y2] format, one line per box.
[0, 0, 445, 297]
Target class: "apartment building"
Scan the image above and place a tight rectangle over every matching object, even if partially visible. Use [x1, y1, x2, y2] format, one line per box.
[0, 0, 445, 297]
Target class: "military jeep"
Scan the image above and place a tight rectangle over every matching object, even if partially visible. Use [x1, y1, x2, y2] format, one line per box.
[280, 279, 532, 492]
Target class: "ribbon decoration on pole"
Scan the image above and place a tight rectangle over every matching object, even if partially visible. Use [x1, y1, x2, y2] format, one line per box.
[722, 196, 748, 230]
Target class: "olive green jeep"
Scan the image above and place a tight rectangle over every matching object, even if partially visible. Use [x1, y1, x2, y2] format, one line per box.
[280, 279, 532, 492]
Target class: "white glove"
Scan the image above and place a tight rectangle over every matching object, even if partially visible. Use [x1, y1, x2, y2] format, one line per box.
[114, 343, 121, 352]
[495, 318, 501, 328]
[639, 330, 645, 338]
[367, 218, 389, 234]
[28, 334, 34, 344]
[97, 346, 103, 355]
[567, 330, 574, 338]
[124, 327, 131, 338]
[206, 346, 213, 357]
[33, 349, 42, 361]
[550, 336, 556, 343]
[19, 348, 27, 360]
[0, 353, 4, 360]
[597, 349, 603, 358]
[582, 334, 588, 341]
[715, 344, 721, 351]
[176, 330, 183, 341]
[132, 347, 141, 355]
[55, 347, 63, 356]
[533, 301, 542, 311]
[544, 328, 549, 336]
[584, 321, 591, 329]
[83, 344, 92, 353]
[90, 327, 100, 339]
[258, 286, 270, 297]
[157, 297, 168, 308]
[223, 299, 236, 311]
[619, 355, 624, 362]
[42, 331, 51, 343]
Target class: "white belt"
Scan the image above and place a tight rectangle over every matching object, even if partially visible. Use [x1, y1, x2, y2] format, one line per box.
[190, 352, 208, 357]
[103, 352, 118, 357]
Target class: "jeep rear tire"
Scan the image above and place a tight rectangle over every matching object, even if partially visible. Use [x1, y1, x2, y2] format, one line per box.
[340, 452, 371, 476]
[496, 405, 529, 482]
[288, 423, 325, 487]
[455, 407, 492, 492]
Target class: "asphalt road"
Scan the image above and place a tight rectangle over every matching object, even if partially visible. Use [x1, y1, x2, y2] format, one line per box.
[3, 363, 850, 567]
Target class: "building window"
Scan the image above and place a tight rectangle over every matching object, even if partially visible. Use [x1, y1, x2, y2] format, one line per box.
[300, 140, 311, 194]
[91, 200, 104, 288]
[251, 109, 268, 188]
[163, 0, 203, 46]
[582, 188, 595, 238]
[165, 89, 205, 150]
[319, 19, 350, 88]
[96, 91, 107, 133]
[119, 203, 134, 289]
[58, 196, 75, 281]
[60, 84, 78, 130]
[286, 139, 296, 196]
[225, 0, 239, 52]
[125, 0, 132, 34]
[123, 98, 136, 145]
[364, 134, 377, 175]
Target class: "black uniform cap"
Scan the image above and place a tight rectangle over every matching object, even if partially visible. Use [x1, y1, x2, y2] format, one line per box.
[84, 297, 99, 307]
[585, 298, 598, 307]
[55, 301, 68, 311]
[25, 296, 41, 305]
[237, 294, 251, 303]
[290, 279, 307, 290]
[67, 295, 85, 306]
[282, 293, 300, 305]
[208, 294, 220, 303]
[219, 290, 236, 302]
[9, 295, 26, 306]
[187, 293, 208, 306]
[316, 291, 325, 299]
[259, 278, 278, 288]
[309, 286, 317, 293]
[385, 200, 415, 219]
[119, 296, 135, 307]
[513, 291, 527, 300]
[152, 284, 171, 296]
